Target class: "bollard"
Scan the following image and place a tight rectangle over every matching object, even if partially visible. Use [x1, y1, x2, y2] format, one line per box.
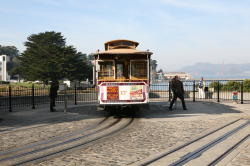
[9, 85, 12, 112]
[193, 81, 196, 102]
[241, 81, 244, 104]
[32, 84, 35, 109]
[217, 81, 220, 102]
[74, 83, 77, 105]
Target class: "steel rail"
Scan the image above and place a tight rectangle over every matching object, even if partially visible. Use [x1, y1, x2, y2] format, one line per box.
[208, 134, 250, 166]
[14, 118, 134, 166]
[170, 120, 250, 166]
[0, 115, 102, 134]
[0, 117, 108, 156]
[139, 118, 242, 166]
[0, 117, 119, 163]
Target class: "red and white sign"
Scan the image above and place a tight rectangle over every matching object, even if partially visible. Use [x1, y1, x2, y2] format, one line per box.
[98, 82, 147, 104]
[119, 86, 131, 100]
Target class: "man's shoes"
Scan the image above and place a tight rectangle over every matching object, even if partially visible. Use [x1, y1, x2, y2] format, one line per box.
[169, 107, 173, 111]
[183, 108, 187, 110]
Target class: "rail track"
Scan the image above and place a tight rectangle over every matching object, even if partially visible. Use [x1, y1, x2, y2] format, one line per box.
[135, 118, 250, 166]
[0, 103, 100, 134]
[0, 117, 108, 155]
[0, 115, 95, 134]
[0, 116, 134, 166]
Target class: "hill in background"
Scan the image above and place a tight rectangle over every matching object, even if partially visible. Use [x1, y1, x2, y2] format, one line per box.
[177, 63, 250, 79]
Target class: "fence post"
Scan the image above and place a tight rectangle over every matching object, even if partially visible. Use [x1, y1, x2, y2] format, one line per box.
[168, 82, 171, 102]
[64, 84, 67, 112]
[74, 83, 77, 105]
[32, 84, 35, 109]
[9, 85, 12, 112]
[217, 81, 220, 102]
[193, 81, 195, 102]
[241, 81, 244, 104]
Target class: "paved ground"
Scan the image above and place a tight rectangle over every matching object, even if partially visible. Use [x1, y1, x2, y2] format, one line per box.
[0, 104, 106, 151]
[0, 101, 249, 166]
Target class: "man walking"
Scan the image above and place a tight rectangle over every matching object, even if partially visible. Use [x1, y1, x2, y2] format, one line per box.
[169, 76, 187, 110]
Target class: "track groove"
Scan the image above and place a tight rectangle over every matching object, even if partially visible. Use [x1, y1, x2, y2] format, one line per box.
[0, 116, 134, 166]
[0, 117, 108, 157]
[208, 134, 250, 166]
[135, 118, 250, 166]
[170, 120, 250, 166]
[136, 118, 242, 166]
[16, 118, 134, 166]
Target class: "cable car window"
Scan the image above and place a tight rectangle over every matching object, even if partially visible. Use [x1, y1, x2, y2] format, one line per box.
[108, 41, 135, 49]
[98, 61, 114, 78]
[116, 63, 124, 78]
[131, 61, 147, 78]
[109, 41, 133, 47]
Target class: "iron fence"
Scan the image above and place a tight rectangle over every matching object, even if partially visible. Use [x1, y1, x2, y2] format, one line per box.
[0, 84, 98, 112]
[1, 80, 250, 112]
[149, 80, 250, 104]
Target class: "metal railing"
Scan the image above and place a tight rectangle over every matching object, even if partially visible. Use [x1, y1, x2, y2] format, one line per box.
[0, 84, 97, 112]
[149, 80, 250, 104]
[1, 80, 250, 112]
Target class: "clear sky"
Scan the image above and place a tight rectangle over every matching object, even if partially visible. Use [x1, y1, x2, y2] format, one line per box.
[1, 0, 250, 71]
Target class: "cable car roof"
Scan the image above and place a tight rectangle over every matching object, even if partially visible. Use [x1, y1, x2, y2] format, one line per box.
[93, 39, 152, 55]
[94, 48, 152, 55]
[104, 39, 139, 50]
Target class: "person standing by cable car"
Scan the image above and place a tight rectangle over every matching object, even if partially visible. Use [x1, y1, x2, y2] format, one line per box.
[198, 77, 205, 99]
[49, 81, 59, 112]
[169, 76, 187, 111]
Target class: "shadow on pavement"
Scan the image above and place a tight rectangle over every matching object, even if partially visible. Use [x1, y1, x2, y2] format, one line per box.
[0, 103, 107, 131]
[135, 101, 244, 119]
[0, 100, 246, 131]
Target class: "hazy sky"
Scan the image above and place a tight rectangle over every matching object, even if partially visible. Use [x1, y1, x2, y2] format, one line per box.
[1, 0, 250, 71]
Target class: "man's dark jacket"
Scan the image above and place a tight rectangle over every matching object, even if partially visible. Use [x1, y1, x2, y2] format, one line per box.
[170, 79, 184, 96]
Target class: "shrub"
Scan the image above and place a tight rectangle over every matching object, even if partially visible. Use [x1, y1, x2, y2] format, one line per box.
[244, 79, 250, 91]
[221, 81, 241, 91]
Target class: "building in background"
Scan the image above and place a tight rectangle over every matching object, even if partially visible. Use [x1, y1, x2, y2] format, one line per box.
[164, 72, 192, 80]
[0, 55, 10, 81]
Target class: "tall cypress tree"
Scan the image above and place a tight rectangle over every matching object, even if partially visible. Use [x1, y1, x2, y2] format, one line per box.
[19, 31, 86, 83]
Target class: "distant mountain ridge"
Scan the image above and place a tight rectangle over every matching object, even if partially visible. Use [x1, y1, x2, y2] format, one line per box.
[177, 63, 250, 79]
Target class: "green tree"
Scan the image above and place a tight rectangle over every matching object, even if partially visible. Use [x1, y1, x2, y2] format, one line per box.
[19, 31, 86, 83]
[19, 31, 90, 111]
[222, 81, 241, 91]
[0, 45, 20, 75]
[85, 54, 94, 81]
[243, 79, 250, 91]
[151, 60, 158, 81]
[9, 56, 22, 80]
[209, 81, 223, 90]
[0, 45, 19, 57]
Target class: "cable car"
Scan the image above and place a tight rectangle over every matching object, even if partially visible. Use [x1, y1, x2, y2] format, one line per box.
[93, 39, 152, 108]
